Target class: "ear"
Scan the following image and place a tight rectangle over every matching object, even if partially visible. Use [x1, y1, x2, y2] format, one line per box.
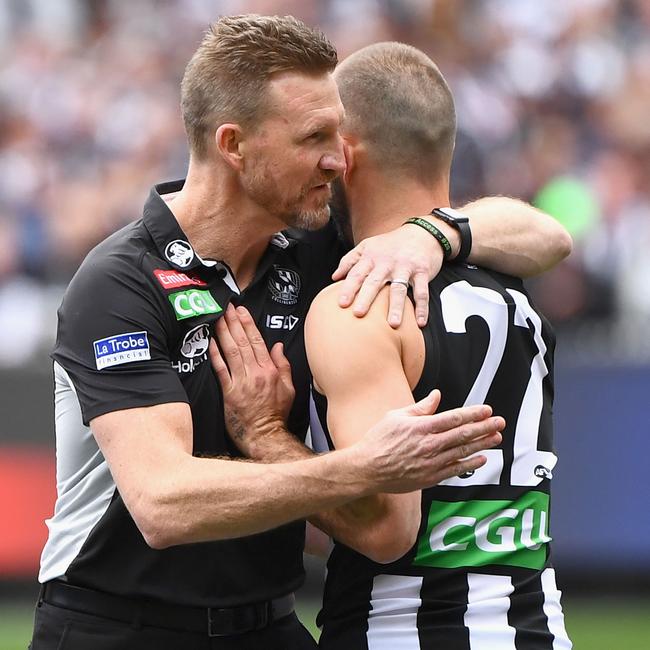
[215, 124, 245, 172]
[342, 138, 355, 183]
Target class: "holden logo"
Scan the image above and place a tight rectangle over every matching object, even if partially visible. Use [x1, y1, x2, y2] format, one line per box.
[180, 324, 210, 359]
[534, 465, 553, 480]
[268, 266, 301, 306]
[165, 240, 194, 268]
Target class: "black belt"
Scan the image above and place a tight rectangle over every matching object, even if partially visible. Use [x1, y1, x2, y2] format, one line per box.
[40, 581, 295, 637]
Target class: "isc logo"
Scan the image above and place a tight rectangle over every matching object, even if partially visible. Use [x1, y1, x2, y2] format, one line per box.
[265, 315, 299, 330]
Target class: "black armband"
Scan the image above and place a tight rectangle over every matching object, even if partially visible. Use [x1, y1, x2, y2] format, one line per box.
[403, 217, 453, 260]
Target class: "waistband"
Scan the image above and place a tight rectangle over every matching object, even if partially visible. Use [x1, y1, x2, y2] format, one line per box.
[40, 580, 295, 637]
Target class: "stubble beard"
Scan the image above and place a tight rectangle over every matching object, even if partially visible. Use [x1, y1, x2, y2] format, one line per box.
[243, 165, 332, 232]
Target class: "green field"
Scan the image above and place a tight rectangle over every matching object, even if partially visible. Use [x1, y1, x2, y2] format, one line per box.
[3, 597, 649, 649]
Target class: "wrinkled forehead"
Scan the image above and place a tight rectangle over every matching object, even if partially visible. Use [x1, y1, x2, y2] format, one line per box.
[264, 70, 345, 130]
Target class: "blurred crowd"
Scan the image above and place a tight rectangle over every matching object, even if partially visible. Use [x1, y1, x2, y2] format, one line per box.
[1, 0, 649, 366]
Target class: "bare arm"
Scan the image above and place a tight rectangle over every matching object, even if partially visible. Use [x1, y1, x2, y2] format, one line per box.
[334, 197, 572, 327]
[304, 286, 441, 562]
[450, 197, 573, 277]
[303, 286, 422, 562]
[90, 402, 373, 549]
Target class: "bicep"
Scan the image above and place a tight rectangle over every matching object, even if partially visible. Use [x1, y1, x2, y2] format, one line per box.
[90, 402, 193, 513]
[305, 287, 414, 448]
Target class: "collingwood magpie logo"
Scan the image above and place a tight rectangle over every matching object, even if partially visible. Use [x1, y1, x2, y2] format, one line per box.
[180, 323, 210, 359]
[173, 324, 210, 374]
[268, 266, 301, 306]
[165, 240, 194, 268]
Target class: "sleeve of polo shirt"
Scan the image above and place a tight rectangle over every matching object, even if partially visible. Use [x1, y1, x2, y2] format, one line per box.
[52, 251, 187, 426]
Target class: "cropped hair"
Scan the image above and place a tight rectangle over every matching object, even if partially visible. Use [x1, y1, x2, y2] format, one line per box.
[334, 42, 456, 184]
[181, 14, 338, 159]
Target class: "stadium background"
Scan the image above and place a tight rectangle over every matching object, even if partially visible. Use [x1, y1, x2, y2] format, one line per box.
[0, 0, 648, 647]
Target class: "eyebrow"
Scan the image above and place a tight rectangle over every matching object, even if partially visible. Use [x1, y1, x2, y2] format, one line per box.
[302, 108, 346, 135]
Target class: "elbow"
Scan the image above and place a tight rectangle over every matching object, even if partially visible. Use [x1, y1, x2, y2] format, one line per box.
[544, 221, 573, 269]
[129, 489, 188, 550]
[361, 524, 419, 565]
[554, 227, 573, 262]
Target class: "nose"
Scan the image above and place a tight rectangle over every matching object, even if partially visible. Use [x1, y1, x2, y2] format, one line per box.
[319, 142, 346, 176]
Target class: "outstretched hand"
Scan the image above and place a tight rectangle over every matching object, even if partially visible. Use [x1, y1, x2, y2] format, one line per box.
[354, 389, 504, 493]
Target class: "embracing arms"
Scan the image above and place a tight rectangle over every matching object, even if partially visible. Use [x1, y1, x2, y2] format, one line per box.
[206, 304, 503, 562]
[90, 304, 502, 550]
[334, 197, 572, 326]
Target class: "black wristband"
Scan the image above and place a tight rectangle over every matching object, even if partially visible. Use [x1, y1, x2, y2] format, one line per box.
[430, 207, 472, 262]
[403, 217, 453, 260]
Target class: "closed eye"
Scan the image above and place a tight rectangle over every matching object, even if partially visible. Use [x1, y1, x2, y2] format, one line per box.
[305, 131, 325, 142]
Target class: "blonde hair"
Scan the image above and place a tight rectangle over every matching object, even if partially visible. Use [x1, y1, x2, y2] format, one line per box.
[181, 14, 338, 159]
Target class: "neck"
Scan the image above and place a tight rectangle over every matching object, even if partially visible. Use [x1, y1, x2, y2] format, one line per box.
[165, 158, 285, 287]
[347, 169, 450, 244]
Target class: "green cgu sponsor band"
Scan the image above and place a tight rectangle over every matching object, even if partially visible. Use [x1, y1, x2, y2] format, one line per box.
[414, 491, 551, 570]
[168, 289, 222, 321]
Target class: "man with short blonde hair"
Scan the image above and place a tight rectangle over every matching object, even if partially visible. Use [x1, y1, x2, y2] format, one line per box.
[181, 15, 338, 159]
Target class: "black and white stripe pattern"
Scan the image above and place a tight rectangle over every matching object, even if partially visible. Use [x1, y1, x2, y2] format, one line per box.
[359, 569, 571, 650]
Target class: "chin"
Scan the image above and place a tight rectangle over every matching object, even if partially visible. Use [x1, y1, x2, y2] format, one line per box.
[290, 204, 331, 231]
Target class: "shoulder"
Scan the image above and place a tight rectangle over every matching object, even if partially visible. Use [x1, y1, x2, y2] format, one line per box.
[306, 281, 390, 333]
[61, 221, 153, 312]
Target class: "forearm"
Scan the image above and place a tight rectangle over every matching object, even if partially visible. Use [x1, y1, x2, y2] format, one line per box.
[239, 426, 412, 562]
[458, 197, 573, 277]
[308, 494, 419, 564]
[144, 446, 374, 547]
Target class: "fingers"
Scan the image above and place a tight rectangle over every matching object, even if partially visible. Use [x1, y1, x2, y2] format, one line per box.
[387, 273, 410, 328]
[223, 304, 260, 370]
[412, 271, 430, 327]
[208, 338, 231, 391]
[337, 257, 373, 308]
[235, 306, 273, 367]
[401, 390, 441, 417]
[332, 247, 362, 284]
[351, 263, 393, 317]
[214, 308, 245, 378]
[434, 415, 505, 454]
[270, 342, 294, 392]
[414, 403, 495, 441]
[436, 430, 502, 469]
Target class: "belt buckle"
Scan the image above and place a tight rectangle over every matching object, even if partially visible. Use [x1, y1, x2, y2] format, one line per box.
[207, 607, 235, 637]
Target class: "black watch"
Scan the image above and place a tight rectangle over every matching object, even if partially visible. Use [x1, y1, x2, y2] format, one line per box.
[430, 207, 472, 262]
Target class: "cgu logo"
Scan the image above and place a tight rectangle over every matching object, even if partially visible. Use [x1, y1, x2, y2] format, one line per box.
[428, 507, 551, 554]
[414, 491, 551, 571]
[169, 289, 222, 321]
[265, 315, 299, 330]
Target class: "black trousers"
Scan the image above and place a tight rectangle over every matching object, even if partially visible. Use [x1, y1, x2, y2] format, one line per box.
[30, 600, 318, 650]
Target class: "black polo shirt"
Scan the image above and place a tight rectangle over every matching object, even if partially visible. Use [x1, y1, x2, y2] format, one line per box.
[43, 180, 343, 606]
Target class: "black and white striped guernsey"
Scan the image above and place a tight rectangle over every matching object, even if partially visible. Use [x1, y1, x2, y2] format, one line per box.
[311, 261, 572, 650]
